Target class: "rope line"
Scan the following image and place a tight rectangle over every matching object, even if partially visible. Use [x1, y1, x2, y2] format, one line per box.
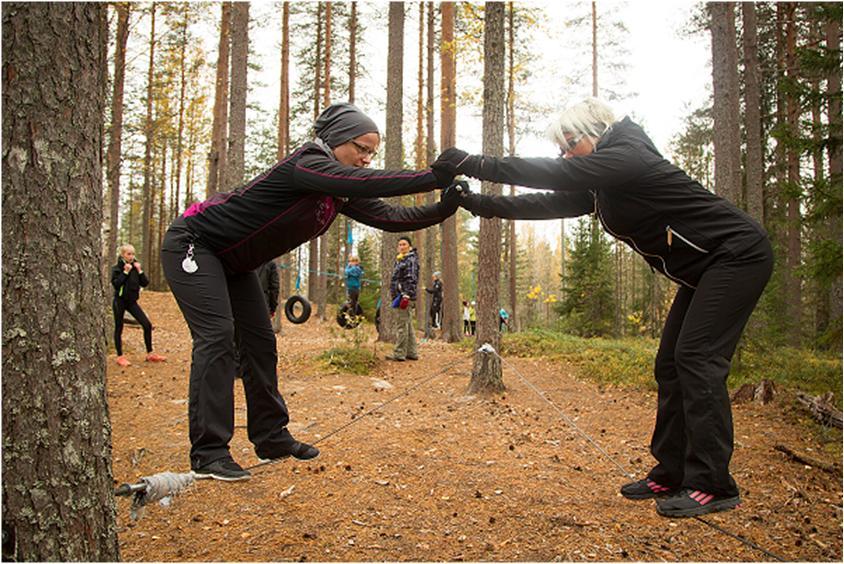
[245, 354, 472, 472]
[693, 516, 786, 562]
[481, 344, 787, 562]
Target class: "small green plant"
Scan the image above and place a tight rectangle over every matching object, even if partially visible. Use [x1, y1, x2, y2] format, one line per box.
[317, 345, 377, 375]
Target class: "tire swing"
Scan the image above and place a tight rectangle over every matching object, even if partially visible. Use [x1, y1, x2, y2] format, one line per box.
[336, 302, 364, 329]
[284, 250, 311, 324]
[285, 295, 311, 324]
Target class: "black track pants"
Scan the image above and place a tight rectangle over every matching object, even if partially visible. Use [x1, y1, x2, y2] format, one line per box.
[647, 238, 773, 497]
[113, 299, 153, 356]
[161, 224, 296, 469]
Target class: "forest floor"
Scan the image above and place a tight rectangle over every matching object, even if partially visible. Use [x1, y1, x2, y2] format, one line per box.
[110, 292, 842, 562]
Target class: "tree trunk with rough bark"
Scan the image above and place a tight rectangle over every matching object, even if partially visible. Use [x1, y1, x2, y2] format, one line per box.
[104, 2, 130, 269]
[142, 3, 156, 262]
[825, 13, 842, 343]
[277, 2, 291, 306]
[226, 0, 248, 191]
[470, 2, 506, 395]
[710, 2, 743, 206]
[207, 2, 230, 197]
[741, 2, 763, 224]
[784, 3, 802, 345]
[379, 2, 404, 343]
[2, 3, 118, 559]
[439, 2, 462, 343]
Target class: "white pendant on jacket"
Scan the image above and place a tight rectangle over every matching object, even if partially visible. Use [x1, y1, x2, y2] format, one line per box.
[182, 243, 199, 274]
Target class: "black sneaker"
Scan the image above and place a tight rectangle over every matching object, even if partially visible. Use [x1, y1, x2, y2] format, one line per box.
[192, 457, 251, 482]
[384, 355, 405, 362]
[406, 355, 419, 361]
[621, 478, 678, 500]
[259, 441, 320, 463]
[656, 488, 741, 518]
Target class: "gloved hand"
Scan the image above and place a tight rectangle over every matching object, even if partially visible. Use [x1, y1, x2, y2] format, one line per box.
[399, 294, 411, 310]
[460, 193, 495, 218]
[438, 180, 470, 215]
[431, 147, 473, 186]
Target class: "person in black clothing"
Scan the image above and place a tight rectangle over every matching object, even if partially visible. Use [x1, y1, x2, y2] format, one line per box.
[425, 272, 443, 329]
[433, 97, 773, 518]
[111, 244, 167, 367]
[385, 237, 419, 361]
[256, 260, 280, 318]
[161, 103, 463, 481]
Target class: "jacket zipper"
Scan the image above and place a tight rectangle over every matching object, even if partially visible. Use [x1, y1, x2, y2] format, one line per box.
[592, 192, 697, 289]
[666, 225, 709, 254]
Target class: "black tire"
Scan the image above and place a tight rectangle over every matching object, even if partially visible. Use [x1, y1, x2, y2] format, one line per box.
[284, 295, 311, 324]
[336, 302, 365, 329]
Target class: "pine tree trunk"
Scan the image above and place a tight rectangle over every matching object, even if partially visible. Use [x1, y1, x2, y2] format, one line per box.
[173, 4, 188, 221]
[142, 3, 156, 261]
[470, 2, 506, 395]
[104, 2, 130, 270]
[277, 2, 291, 302]
[414, 3, 428, 330]
[379, 2, 405, 343]
[741, 3, 763, 224]
[226, 0, 248, 191]
[424, 1, 437, 337]
[207, 2, 230, 197]
[439, 2, 462, 343]
[506, 2, 517, 329]
[2, 3, 118, 559]
[710, 2, 743, 206]
[309, 2, 323, 308]
[826, 13, 843, 342]
[784, 3, 802, 345]
[318, 1, 332, 320]
[348, 2, 357, 104]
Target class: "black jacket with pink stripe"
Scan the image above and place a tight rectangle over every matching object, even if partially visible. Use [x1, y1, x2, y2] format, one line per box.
[181, 142, 451, 273]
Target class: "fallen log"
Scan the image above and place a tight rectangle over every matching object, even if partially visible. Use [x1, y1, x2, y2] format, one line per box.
[773, 444, 839, 475]
[795, 392, 843, 429]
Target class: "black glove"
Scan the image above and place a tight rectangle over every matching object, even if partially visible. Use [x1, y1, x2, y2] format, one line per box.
[430, 147, 469, 186]
[438, 180, 470, 215]
[460, 193, 494, 218]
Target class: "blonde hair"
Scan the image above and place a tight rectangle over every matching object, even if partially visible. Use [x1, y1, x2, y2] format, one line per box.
[348, 255, 360, 263]
[544, 97, 616, 151]
[118, 243, 135, 258]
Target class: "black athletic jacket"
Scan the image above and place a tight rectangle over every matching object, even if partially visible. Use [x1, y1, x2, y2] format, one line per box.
[176, 142, 454, 273]
[111, 259, 149, 302]
[390, 248, 419, 301]
[461, 117, 767, 289]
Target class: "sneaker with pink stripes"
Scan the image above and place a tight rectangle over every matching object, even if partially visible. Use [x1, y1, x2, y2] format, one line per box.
[656, 488, 741, 517]
[620, 477, 678, 500]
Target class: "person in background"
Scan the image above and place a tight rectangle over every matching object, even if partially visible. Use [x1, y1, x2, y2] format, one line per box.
[385, 236, 419, 362]
[426, 271, 443, 329]
[499, 307, 510, 332]
[110, 244, 167, 367]
[462, 300, 471, 336]
[436, 96, 772, 518]
[468, 301, 477, 336]
[345, 255, 363, 312]
[161, 103, 463, 481]
[256, 260, 280, 320]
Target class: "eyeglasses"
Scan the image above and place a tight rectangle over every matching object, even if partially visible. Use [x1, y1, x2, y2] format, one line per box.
[350, 140, 378, 158]
[561, 135, 581, 155]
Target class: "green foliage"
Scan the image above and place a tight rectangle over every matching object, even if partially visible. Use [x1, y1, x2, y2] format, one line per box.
[317, 346, 377, 375]
[501, 329, 843, 408]
[557, 217, 616, 336]
[502, 329, 657, 389]
[730, 341, 843, 407]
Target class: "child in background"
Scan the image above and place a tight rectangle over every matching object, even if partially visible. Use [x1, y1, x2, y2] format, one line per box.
[345, 255, 363, 311]
[463, 301, 470, 335]
[111, 244, 167, 367]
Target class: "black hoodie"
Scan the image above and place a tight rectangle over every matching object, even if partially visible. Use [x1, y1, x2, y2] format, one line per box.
[111, 258, 149, 302]
[460, 116, 767, 289]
